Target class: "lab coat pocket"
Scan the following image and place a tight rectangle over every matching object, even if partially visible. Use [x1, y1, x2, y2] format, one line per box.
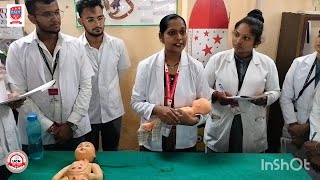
[211, 114, 222, 126]
[206, 114, 223, 140]
[253, 116, 267, 146]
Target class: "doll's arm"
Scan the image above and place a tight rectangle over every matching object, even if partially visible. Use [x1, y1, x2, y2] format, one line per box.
[179, 107, 194, 116]
[52, 165, 70, 180]
[88, 163, 103, 180]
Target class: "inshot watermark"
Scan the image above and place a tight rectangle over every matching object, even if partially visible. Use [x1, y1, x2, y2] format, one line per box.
[261, 158, 310, 171]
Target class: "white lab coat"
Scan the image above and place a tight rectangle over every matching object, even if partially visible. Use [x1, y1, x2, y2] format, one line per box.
[310, 88, 320, 141]
[79, 33, 131, 124]
[0, 76, 21, 166]
[6, 31, 94, 145]
[204, 49, 280, 152]
[131, 49, 211, 151]
[280, 52, 319, 137]
[0, 106, 21, 166]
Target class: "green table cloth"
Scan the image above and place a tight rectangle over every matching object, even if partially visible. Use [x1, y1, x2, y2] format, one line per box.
[10, 151, 311, 179]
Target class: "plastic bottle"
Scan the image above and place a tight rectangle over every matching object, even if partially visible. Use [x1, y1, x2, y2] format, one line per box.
[26, 113, 44, 160]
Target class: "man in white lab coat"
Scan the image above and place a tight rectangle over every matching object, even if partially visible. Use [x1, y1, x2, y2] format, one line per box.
[76, 0, 130, 151]
[280, 32, 320, 156]
[6, 0, 94, 151]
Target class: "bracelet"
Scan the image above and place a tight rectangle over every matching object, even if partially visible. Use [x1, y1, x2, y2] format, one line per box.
[47, 122, 59, 134]
[315, 141, 320, 154]
[47, 124, 55, 134]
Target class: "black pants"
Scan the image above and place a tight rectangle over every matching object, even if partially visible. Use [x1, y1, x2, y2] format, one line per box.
[22, 136, 86, 153]
[228, 114, 243, 153]
[207, 115, 244, 153]
[85, 116, 122, 151]
[0, 165, 12, 180]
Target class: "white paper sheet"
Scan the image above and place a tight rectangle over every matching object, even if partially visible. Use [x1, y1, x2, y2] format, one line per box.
[0, 80, 55, 105]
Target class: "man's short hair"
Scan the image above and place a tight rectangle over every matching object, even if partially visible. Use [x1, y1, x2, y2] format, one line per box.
[76, 0, 103, 17]
[25, 0, 57, 15]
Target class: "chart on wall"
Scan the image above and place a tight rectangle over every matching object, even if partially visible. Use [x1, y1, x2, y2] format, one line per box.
[74, 0, 177, 26]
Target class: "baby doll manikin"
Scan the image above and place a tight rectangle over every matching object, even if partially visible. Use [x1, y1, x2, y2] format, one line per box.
[52, 142, 103, 180]
[138, 98, 212, 145]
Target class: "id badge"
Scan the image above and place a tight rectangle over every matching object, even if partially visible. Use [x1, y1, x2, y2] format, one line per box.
[48, 88, 59, 96]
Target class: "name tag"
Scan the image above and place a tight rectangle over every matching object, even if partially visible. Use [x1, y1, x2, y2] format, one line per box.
[48, 88, 59, 96]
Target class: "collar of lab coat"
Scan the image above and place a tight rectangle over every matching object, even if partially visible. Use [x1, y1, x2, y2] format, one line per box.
[155, 48, 189, 68]
[21, 30, 71, 83]
[305, 51, 318, 66]
[229, 48, 260, 65]
[21, 30, 73, 44]
[79, 32, 111, 46]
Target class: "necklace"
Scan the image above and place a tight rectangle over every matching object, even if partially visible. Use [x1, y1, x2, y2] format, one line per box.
[166, 62, 179, 69]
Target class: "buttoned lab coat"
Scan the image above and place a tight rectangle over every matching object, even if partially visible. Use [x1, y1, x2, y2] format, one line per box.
[131, 49, 211, 151]
[310, 88, 320, 141]
[79, 33, 131, 124]
[280, 52, 320, 133]
[6, 31, 94, 145]
[204, 49, 280, 152]
[0, 105, 21, 166]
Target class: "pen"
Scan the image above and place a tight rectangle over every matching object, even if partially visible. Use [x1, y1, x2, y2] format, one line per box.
[218, 83, 225, 94]
[311, 132, 318, 141]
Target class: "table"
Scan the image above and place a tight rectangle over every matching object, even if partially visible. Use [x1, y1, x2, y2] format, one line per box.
[10, 151, 311, 179]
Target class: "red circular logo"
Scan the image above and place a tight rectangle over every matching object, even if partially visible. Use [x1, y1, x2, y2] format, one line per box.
[5, 150, 28, 173]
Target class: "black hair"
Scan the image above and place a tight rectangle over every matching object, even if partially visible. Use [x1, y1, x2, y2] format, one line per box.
[234, 9, 264, 46]
[76, 0, 104, 17]
[24, 0, 56, 15]
[159, 14, 186, 34]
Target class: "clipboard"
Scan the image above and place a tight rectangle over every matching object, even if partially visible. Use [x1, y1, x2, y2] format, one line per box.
[226, 92, 271, 101]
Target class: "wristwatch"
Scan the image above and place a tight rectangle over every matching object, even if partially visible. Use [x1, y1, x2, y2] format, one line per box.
[67, 122, 78, 131]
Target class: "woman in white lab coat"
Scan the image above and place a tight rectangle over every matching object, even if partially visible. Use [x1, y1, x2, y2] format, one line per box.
[131, 14, 211, 152]
[0, 62, 23, 179]
[204, 9, 280, 153]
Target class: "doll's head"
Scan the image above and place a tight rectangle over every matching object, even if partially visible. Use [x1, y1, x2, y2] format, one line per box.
[191, 98, 212, 115]
[75, 141, 96, 163]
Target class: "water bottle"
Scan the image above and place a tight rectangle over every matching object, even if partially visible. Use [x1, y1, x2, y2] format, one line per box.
[26, 113, 44, 160]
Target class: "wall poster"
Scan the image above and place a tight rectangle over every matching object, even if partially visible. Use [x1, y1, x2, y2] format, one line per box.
[74, 0, 177, 26]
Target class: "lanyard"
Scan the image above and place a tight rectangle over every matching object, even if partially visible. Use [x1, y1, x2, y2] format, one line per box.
[303, 59, 317, 87]
[37, 43, 60, 79]
[164, 63, 179, 107]
[293, 59, 319, 112]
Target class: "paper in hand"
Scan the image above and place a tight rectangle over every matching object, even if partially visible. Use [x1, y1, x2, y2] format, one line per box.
[0, 80, 56, 105]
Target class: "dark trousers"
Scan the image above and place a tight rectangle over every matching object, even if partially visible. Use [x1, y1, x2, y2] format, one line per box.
[22, 136, 86, 153]
[229, 114, 243, 153]
[0, 165, 12, 180]
[85, 116, 122, 151]
[207, 115, 243, 153]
